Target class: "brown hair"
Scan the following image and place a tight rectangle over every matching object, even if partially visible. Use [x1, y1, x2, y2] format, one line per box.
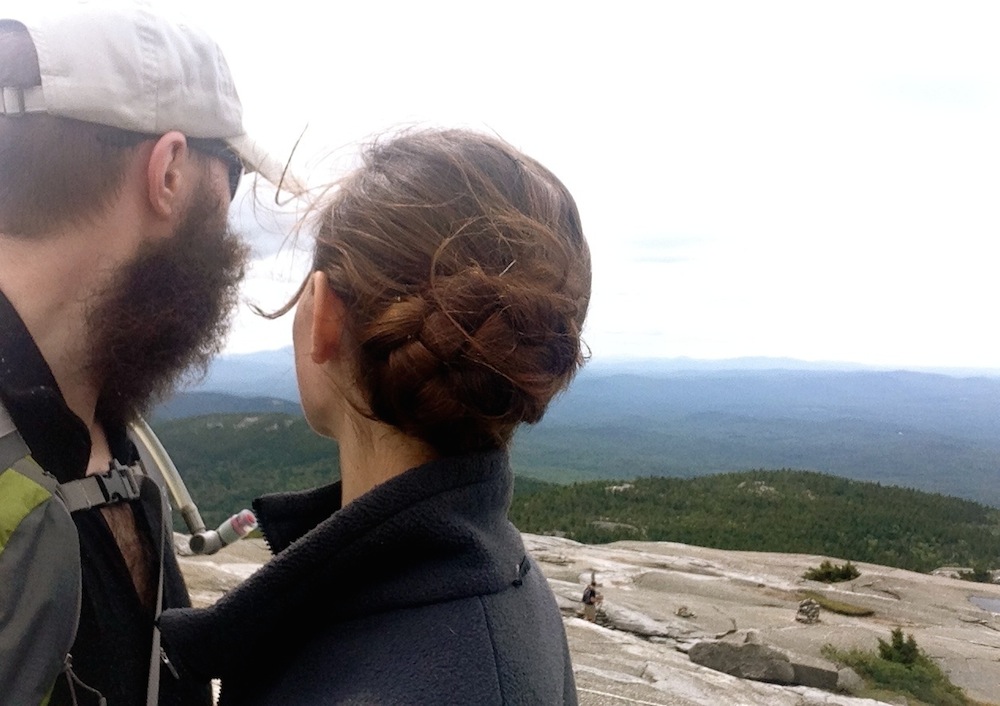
[308, 129, 591, 456]
[0, 22, 140, 236]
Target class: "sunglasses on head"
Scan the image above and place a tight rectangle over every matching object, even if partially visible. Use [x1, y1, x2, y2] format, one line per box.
[96, 130, 245, 201]
[187, 138, 244, 201]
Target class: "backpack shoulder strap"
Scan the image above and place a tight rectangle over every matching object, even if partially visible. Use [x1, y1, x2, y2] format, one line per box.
[0, 401, 144, 514]
[0, 405, 168, 706]
[0, 403, 83, 706]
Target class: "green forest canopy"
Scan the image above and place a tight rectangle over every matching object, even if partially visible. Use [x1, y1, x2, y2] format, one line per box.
[153, 413, 1000, 574]
[509, 470, 1000, 573]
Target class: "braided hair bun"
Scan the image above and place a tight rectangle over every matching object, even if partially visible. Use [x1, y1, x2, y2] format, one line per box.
[314, 129, 591, 455]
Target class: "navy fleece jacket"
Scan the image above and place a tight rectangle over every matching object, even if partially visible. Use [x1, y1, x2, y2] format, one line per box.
[158, 450, 578, 705]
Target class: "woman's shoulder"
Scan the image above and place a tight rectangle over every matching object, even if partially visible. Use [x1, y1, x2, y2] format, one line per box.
[264, 579, 570, 704]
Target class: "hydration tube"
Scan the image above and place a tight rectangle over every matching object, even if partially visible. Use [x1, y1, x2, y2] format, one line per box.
[129, 418, 258, 555]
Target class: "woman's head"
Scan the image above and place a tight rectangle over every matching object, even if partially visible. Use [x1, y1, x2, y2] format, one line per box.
[303, 129, 591, 456]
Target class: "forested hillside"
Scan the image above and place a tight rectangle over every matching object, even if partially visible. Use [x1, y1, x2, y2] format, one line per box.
[171, 361, 1000, 506]
[151, 413, 338, 528]
[509, 470, 1000, 573]
[151, 413, 1000, 573]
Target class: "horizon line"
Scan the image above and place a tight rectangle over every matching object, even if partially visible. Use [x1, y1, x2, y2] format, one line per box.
[216, 347, 1000, 377]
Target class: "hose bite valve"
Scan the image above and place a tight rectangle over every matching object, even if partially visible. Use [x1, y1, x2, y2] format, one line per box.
[189, 509, 258, 555]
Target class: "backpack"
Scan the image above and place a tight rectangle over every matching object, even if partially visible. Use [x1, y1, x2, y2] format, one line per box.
[0, 404, 167, 705]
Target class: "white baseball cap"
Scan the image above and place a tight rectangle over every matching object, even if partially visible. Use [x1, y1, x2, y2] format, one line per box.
[0, 1, 306, 197]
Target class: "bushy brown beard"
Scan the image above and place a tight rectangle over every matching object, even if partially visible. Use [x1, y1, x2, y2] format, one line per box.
[87, 183, 249, 426]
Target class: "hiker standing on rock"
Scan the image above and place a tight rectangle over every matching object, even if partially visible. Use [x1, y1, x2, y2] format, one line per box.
[583, 579, 603, 621]
[0, 4, 294, 704]
[158, 129, 591, 705]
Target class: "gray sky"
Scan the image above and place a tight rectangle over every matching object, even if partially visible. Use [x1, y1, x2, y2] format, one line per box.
[19, 1, 1000, 368]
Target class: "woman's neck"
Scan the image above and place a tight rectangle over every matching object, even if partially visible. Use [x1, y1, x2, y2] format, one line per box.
[337, 417, 438, 506]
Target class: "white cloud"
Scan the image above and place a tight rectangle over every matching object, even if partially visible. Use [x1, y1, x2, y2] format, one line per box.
[12, 0, 1000, 367]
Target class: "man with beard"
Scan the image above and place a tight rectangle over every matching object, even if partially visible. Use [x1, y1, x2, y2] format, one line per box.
[0, 5, 301, 705]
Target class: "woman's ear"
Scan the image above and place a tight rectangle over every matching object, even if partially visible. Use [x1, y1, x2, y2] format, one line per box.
[145, 131, 191, 220]
[310, 271, 347, 364]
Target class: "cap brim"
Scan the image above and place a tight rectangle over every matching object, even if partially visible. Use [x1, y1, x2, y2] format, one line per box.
[227, 134, 308, 198]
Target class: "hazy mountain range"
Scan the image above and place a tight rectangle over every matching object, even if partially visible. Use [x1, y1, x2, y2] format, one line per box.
[179, 347, 1000, 402]
[156, 349, 1000, 506]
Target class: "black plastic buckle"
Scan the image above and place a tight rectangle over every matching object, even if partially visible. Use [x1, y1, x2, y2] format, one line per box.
[95, 462, 141, 504]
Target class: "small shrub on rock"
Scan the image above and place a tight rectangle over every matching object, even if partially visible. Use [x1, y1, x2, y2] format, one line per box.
[802, 559, 860, 583]
[877, 627, 919, 665]
[823, 628, 969, 706]
[958, 563, 994, 583]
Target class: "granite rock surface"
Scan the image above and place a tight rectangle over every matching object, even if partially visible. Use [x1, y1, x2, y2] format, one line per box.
[178, 533, 1000, 705]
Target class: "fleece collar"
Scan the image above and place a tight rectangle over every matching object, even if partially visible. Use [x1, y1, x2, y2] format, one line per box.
[159, 449, 526, 680]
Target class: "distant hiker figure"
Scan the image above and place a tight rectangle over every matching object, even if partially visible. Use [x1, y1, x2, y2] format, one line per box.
[583, 579, 603, 621]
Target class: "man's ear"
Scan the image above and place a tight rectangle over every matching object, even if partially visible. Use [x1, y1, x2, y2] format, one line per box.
[310, 271, 348, 364]
[146, 131, 191, 219]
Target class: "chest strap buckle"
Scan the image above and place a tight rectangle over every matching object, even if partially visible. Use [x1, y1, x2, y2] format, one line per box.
[56, 461, 143, 513]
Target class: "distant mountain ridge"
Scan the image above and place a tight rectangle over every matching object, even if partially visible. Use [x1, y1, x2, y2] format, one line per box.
[187, 348, 1000, 400]
[192, 347, 298, 400]
[586, 356, 1000, 378]
[154, 392, 300, 420]
[157, 352, 1000, 506]
[517, 368, 1000, 504]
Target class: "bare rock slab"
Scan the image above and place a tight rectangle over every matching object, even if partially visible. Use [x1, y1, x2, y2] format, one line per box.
[688, 639, 796, 684]
[792, 661, 840, 691]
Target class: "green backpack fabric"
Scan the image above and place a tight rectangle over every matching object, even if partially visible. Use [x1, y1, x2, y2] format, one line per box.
[0, 405, 167, 705]
[0, 412, 82, 705]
